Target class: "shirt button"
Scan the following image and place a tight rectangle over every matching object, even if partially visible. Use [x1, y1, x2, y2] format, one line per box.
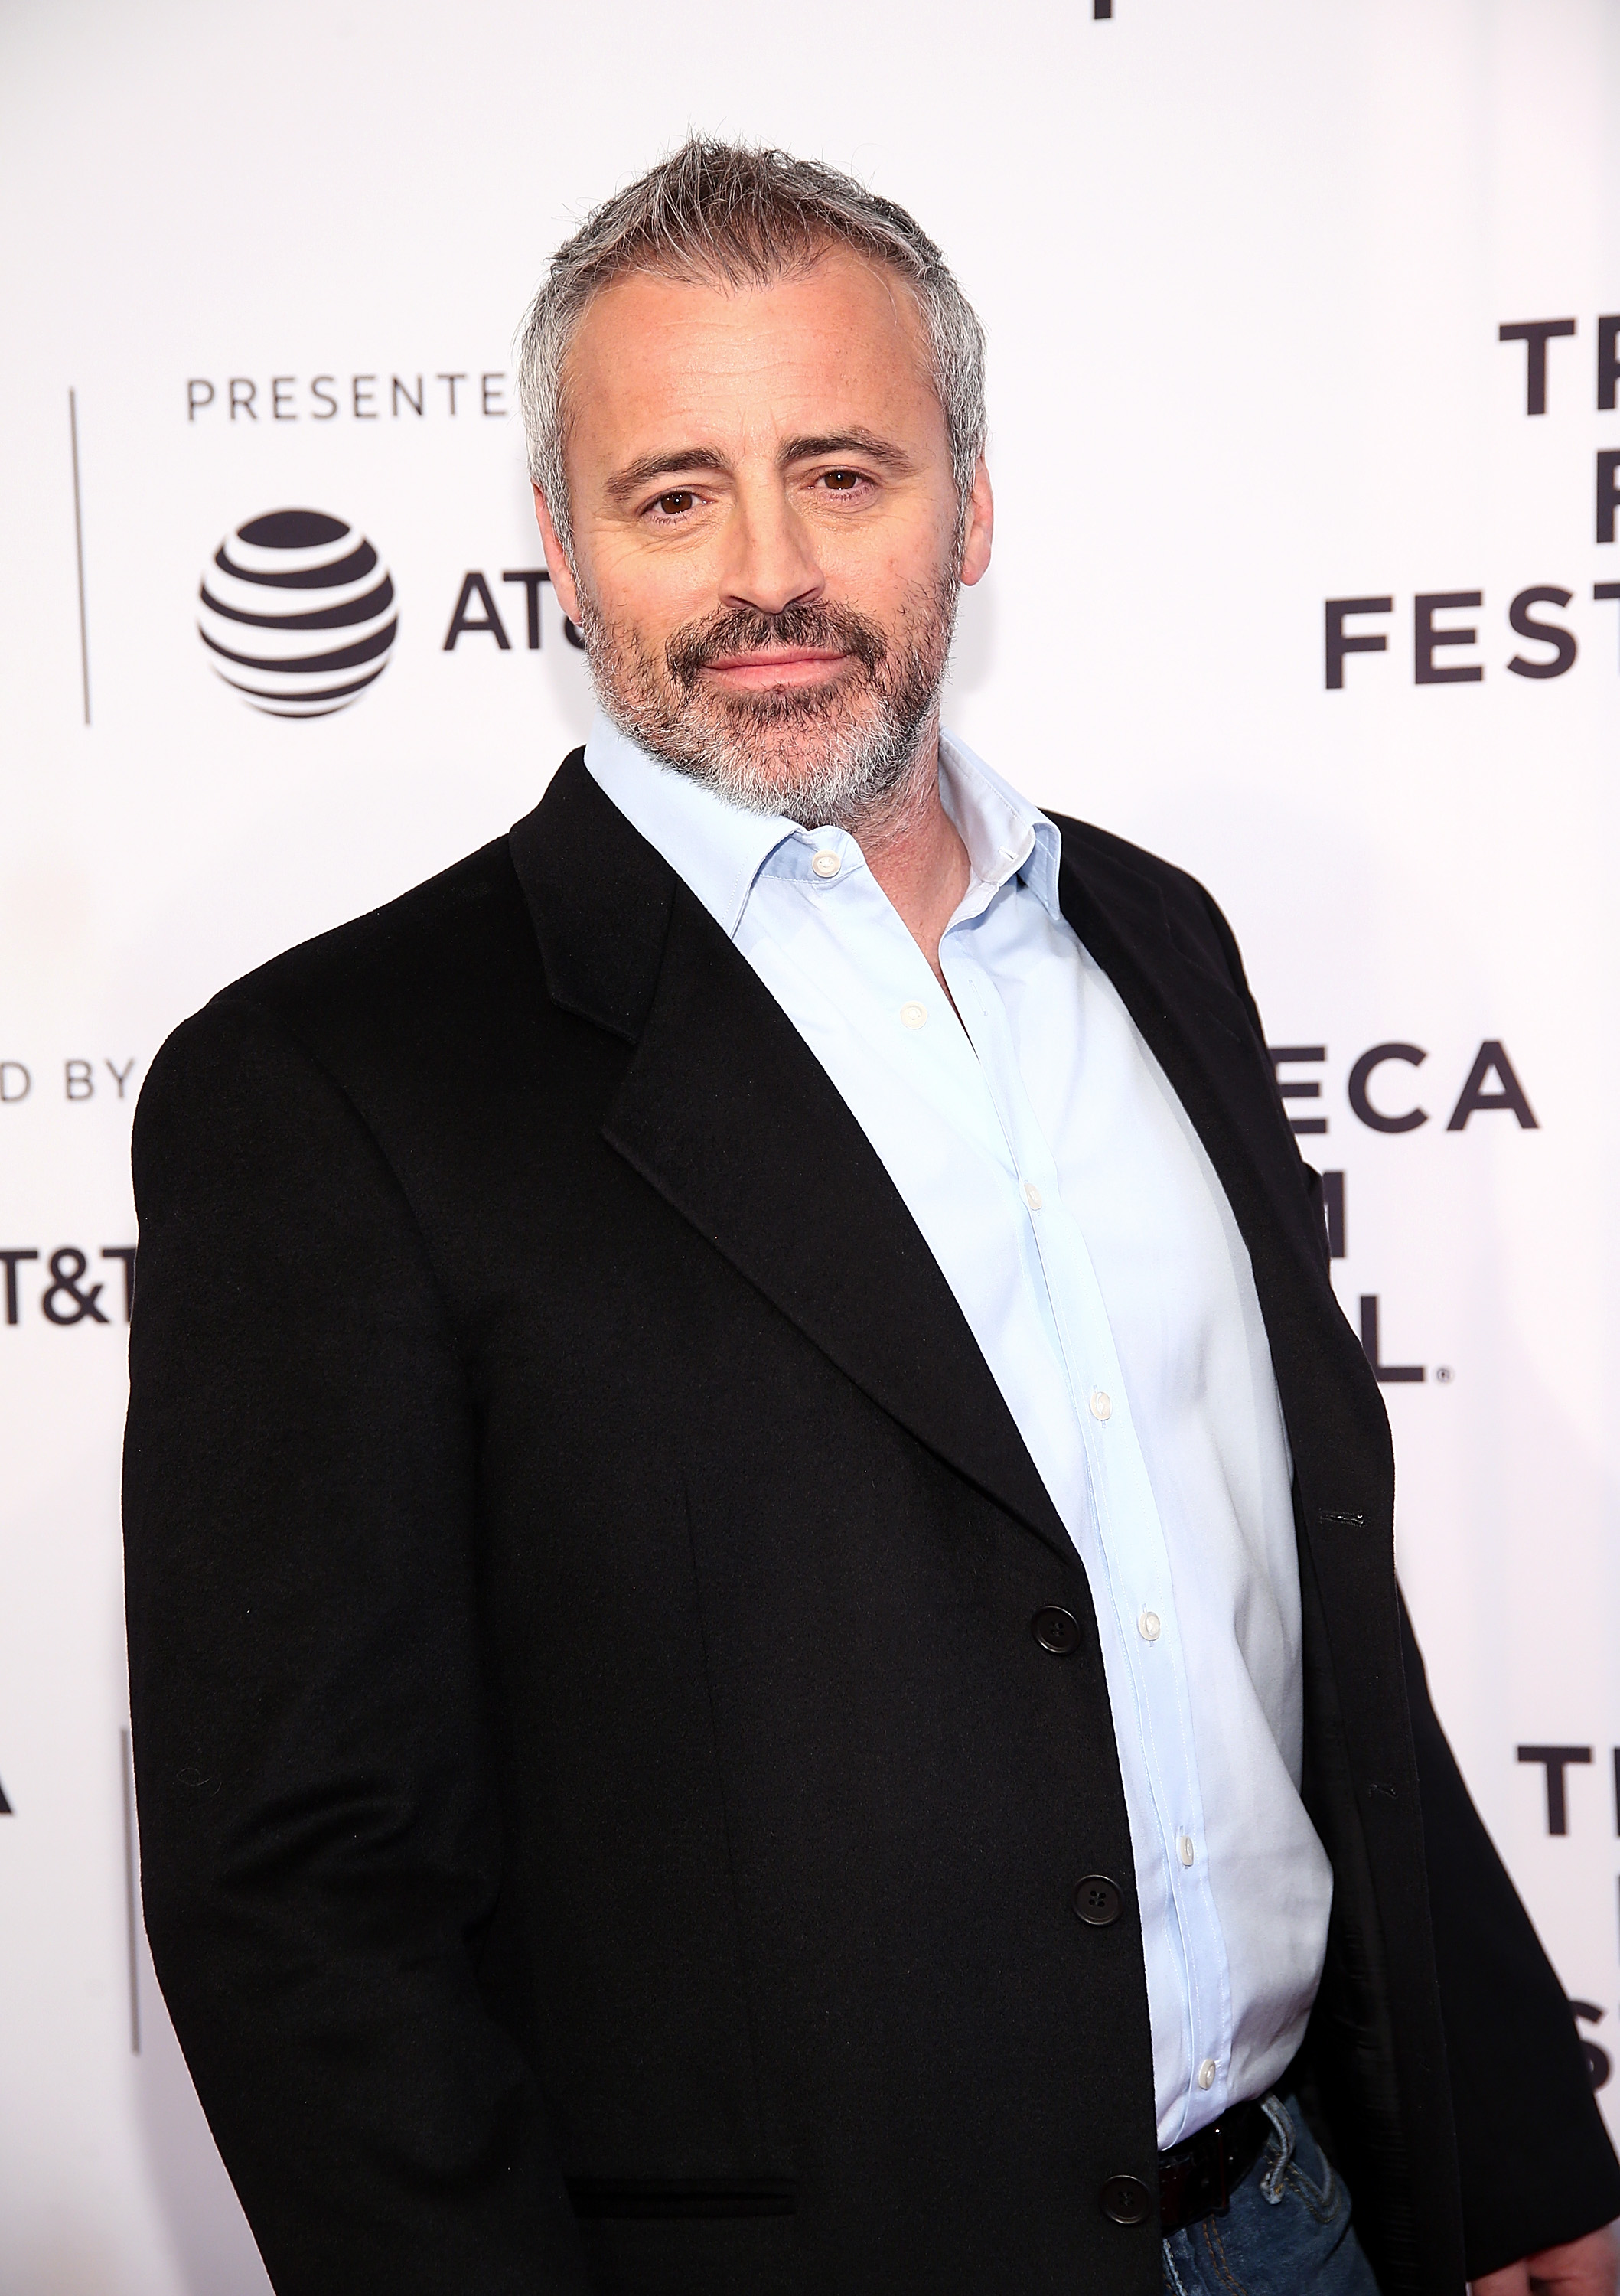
[1198, 2059, 1217, 2091]
[1022, 1182, 1043, 1212]
[1177, 1833, 1195, 1868]
[810, 850, 841, 879]
[899, 1001, 927, 1029]
[1137, 1609, 1161, 1643]
[1090, 1390, 1112, 1421]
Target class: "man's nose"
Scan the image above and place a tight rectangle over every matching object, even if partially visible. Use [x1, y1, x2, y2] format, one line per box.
[717, 484, 824, 616]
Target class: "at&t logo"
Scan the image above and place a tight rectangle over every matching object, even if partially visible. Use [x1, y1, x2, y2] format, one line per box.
[198, 508, 397, 717]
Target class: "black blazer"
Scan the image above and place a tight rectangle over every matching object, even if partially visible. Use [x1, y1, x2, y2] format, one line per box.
[123, 754, 1619, 2295]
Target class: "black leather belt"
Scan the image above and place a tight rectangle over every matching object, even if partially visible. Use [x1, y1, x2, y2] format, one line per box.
[1156, 2097, 1272, 2234]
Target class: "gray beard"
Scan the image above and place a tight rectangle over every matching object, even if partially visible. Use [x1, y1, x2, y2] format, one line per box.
[579, 570, 959, 837]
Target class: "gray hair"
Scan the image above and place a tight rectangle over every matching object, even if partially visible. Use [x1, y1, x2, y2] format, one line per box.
[517, 139, 986, 556]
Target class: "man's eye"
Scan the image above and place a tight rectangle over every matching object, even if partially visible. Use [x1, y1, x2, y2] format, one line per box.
[821, 470, 862, 493]
[655, 490, 696, 515]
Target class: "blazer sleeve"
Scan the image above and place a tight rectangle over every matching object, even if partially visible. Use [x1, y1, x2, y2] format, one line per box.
[1399, 1603, 1620, 2278]
[1194, 876, 1620, 2268]
[122, 995, 588, 2294]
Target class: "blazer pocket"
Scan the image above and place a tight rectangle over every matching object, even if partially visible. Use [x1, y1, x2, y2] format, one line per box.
[567, 2177, 797, 2221]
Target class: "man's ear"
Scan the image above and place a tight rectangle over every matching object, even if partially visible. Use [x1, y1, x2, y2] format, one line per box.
[959, 458, 994, 588]
[533, 485, 582, 625]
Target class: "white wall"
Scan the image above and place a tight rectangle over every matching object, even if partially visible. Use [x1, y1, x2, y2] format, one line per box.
[2, 1, 1616, 2283]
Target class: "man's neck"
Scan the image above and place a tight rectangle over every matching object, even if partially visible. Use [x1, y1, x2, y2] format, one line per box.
[834, 727, 970, 991]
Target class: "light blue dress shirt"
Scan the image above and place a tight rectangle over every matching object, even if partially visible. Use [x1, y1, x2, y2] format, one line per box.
[585, 713, 1333, 2148]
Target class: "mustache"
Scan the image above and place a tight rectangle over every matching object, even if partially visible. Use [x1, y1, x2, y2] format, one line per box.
[664, 601, 888, 691]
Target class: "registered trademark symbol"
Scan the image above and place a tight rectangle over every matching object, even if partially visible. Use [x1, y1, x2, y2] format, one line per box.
[1434, 1365, 1454, 1384]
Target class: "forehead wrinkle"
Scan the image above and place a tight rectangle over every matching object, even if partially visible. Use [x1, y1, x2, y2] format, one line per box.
[562, 242, 935, 429]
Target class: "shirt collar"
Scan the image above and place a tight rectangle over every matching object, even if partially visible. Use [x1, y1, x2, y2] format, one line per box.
[585, 713, 795, 938]
[937, 732, 1063, 918]
[582, 709, 1063, 940]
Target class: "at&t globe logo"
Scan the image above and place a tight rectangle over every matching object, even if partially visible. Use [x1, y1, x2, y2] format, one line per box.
[198, 508, 397, 717]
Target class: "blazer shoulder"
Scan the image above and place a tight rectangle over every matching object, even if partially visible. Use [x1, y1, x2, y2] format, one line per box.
[1045, 810, 1263, 1029]
[145, 833, 544, 1124]
[226, 834, 530, 1025]
[1045, 807, 1220, 915]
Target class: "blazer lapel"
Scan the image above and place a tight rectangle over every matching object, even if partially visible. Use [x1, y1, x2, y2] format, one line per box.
[1054, 822, 1332, 1309]
[1054, 820, 1400, 1627]
[510, 756, 1074, 1565]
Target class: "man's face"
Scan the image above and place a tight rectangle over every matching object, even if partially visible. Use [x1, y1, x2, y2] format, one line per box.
[534, 246, 993, 824]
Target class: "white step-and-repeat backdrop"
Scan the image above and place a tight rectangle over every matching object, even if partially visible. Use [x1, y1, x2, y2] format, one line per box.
[3, 0, 1618, 2285]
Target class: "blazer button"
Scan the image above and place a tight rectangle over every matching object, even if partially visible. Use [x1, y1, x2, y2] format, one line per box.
[1072, 1874, 1123, 1926]
[1032, 1606, 1081, 1654]
[1100, 2173, 1153, 2226]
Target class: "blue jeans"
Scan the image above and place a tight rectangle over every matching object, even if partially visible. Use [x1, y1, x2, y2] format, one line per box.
[1162, 2095, 1380, 2294]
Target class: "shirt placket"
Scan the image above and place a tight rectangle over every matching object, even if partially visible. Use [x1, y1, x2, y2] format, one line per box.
[942, 915, 1236, 2140]
[791, 845, 1017, 1169]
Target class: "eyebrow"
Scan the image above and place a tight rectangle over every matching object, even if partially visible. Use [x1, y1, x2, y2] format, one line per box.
[604, 445, 731, 502]
[778, 429, 914, 473]
[603, 428, 916, 504]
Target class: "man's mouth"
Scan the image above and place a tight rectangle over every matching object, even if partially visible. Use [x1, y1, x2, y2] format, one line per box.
[664, 602, 888, 694]
[699, 647, 852, 691]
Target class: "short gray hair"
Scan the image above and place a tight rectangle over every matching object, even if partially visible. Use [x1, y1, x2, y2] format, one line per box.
[517, 139, 986, 555]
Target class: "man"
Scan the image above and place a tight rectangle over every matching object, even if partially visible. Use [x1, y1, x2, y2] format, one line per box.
[124, 142, 1620, 2294]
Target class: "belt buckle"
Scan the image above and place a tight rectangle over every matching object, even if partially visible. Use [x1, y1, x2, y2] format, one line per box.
[1160, 2122, 1230, 2234]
